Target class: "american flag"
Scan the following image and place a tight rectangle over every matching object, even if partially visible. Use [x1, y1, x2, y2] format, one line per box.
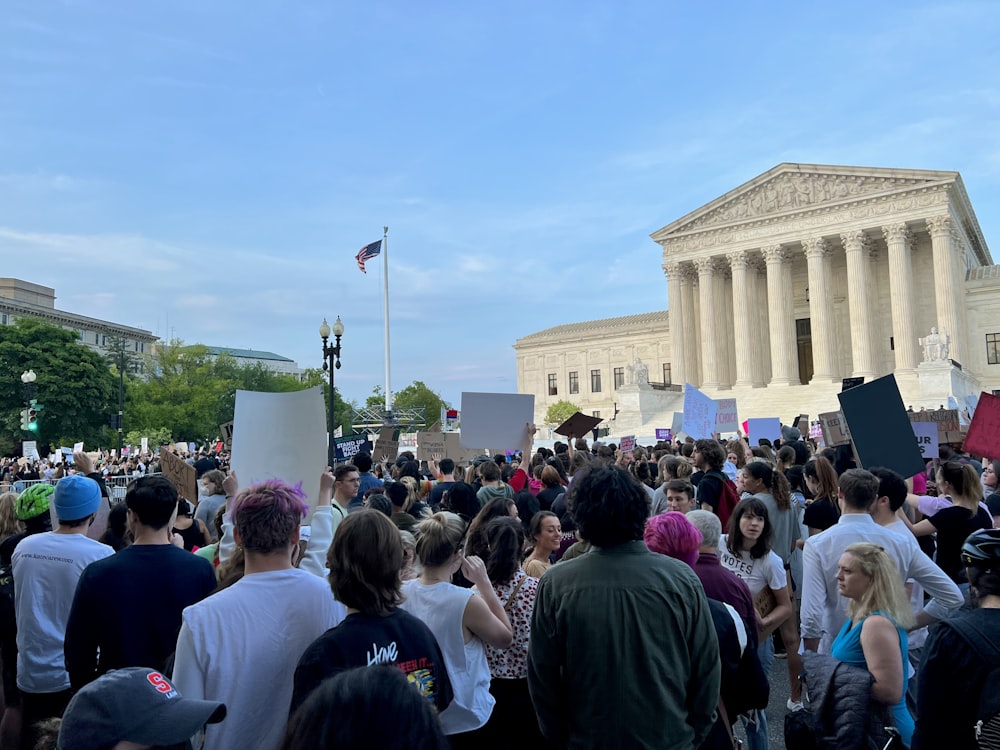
[355, 240, 382, 273]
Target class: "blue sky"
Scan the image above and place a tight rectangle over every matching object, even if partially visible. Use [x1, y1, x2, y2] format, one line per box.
[2, 1, 998, 408]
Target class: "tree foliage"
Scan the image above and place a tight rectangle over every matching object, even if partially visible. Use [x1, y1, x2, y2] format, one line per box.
[0, 318, 116, 453]
[544, 399, 581, 427]
[392, 381, 448, 430]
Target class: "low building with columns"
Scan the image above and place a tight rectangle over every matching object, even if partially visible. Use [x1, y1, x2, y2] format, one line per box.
[516, 163, 1000, 435]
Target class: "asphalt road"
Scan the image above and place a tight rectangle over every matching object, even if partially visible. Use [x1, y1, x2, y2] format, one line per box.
[733, 652, 794, 750]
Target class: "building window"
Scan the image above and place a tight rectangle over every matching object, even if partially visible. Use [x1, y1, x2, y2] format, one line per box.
[592, 411, 601, 419]
[613, 367, 625, 389]
[988, 333, 1000, 365]
[590, 369, 602, 392]
[663, 363, 672, 385]
[547, 373, 558, 396]
[568, 371, 579, 394]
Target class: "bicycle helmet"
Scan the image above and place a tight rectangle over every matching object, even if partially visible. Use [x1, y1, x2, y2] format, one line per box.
[16, 483, 54, 521]
[961, 528, 1000, 569]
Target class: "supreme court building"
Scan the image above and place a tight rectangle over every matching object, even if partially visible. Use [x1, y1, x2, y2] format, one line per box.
[516, 164, 1000, 434]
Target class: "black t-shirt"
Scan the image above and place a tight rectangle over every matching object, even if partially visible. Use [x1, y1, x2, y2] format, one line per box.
[928, 506, 993, 584]
[428, 481, 454, 509]
[696, 471, 724, 512]
[64, 544, 217, 690]
[536, 486, 565, 511]
[986, 493, 1000, 518]
[803, 497, 839, 532]
[291, 608, 453, 716]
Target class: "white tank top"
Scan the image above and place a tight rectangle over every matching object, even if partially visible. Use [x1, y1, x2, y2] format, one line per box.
[401, 579, 495, 733]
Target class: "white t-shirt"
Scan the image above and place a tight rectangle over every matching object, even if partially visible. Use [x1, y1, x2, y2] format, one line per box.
[172, 568, 345, 750]
[12, 531, 114, 693]
[718, 535, 786, 596]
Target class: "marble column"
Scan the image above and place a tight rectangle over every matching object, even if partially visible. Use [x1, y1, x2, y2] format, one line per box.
[716, 268, 734, 389]
[763, 245, 797, 385]
[802, 238, 835, 382]
[681, 265, 700, 386]
[727, 250, 754, 387]
[882, 223, 918, 371]
[664, 261, 686, 386]
[695, 257, 720, 388]
[841, 230, 877, 379]
[751, 257, 770, 386]
[927, 215, 963, 364]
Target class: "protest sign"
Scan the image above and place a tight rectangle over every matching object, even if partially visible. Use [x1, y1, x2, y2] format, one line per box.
[715, 398, 739, 433]
[818, 411, 851, 447]
[459, 392, 534, 451]
[159, 449, 198, 504]
[911, 422, 939, 460]
[682, 384, 718, 439]
[795, 414, 809, 435]
[73, 441, 84, 453]
[619, 435, 636, 459]
[841, 377, 864, 391]
[655, 428, 672, 441]
[140, 437, 148, 454]
[230, 387, 328, 512]
[809, 421, 824, 445]
[671, 412, 684, 437]
[838, 373, 925, 477]
[909, 409, 962, 444]
[747, 418, 781, 445]
[963, 392, 1000, 460]
[334, 434, 372, 462]
[220, 421, 235, 450]
[373, 427, 399, 462]
[445, 433, 482, 465]
[22, 441, 39, 460]
[554, 412, 602, 438]
[416, 431, 446, 461]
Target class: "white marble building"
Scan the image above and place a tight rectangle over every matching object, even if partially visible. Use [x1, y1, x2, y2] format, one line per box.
[516, 164, 1000, 434]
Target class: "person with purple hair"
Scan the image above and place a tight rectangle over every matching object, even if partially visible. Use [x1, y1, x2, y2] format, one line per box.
[172, 479, 345, 750]
[645, 512, 768, 750]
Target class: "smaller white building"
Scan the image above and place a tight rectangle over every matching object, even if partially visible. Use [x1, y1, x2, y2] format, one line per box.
[202, 346, 304, 378]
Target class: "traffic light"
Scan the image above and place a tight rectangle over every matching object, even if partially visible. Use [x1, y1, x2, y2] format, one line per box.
[19, 409, 30, 430]
[26, 408, 38, 432]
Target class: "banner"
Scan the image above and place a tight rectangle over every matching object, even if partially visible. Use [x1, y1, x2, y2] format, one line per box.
[715, 398, 739, 433]
[682, 384, 718, 439]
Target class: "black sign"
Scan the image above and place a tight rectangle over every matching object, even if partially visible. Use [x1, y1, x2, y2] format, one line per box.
[334, 434, 372, 462]
[841, 377, 865, 392]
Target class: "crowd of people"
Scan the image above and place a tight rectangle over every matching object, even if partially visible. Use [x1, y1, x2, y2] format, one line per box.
[0, 424, 998, 749]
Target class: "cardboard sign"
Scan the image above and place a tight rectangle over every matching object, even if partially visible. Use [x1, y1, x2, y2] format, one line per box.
[619, 435, 636, 459]
[818, 411, 852, 447]
[747, 418, 781, 446]
[554, 412, 602, 438]
[963, 392, 1000, 460]
[220, 421, 235, 450]
[459, 392, 534, 451]
[655, 428, 672, 441]
[444, 433, 483, 466]
[140, 437, 148, 453]
[795, 415, 809, 435]
[22, 441, 39, 460]
[715, 398, 739, 433]
[838, 373, 925, 477]
[682, 384, 718, 439]
[334, 434, 373, 462]
[417, 432, 482, 463]
[909, 409, 962, 444]
[159, 449, 198, 503]
[373, 427, 399, 462]
[911, 421, 939, 460]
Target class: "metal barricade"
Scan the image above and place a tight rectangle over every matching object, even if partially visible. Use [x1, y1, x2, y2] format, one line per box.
[2, 473, 160, 502]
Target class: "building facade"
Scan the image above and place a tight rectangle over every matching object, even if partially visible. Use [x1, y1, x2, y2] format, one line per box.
[516, 164, 1000, 432]
[201, 346, 303, 378]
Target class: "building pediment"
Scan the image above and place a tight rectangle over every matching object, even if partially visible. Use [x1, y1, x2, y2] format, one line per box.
[651, 163, 958, 239]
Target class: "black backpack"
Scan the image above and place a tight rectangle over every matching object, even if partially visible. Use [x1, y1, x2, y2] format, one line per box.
[949, 616, 1000, 750]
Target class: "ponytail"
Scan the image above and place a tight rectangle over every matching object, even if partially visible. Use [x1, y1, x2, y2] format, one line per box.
[484, 517, 524, 585]
[414, 512, 466, 567]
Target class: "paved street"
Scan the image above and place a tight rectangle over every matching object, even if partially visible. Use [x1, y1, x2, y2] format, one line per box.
[733, 653, 794, 750]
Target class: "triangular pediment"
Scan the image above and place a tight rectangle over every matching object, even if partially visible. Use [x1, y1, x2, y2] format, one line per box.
[651, 163, 959, 239]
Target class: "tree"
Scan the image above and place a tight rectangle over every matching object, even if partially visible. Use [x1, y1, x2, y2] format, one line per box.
[124, 427, 173, 450]
[544, 399, 581, 427]
[392, 381, 448, 430]
[0, 317, 117, 453]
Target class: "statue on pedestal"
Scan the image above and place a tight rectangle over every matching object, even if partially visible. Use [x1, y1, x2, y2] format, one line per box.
[634, 358, 649, 385]
[919, 327, 950, 363]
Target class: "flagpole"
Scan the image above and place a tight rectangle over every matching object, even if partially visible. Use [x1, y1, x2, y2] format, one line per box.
[382, 226, 392, 416]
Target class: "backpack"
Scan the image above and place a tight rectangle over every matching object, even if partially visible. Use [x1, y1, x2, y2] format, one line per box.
[949, 615, 1000, 749]
[705, 470, 741, 530]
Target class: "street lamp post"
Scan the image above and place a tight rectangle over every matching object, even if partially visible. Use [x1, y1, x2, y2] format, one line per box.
[319, 316, 345, 468]
[20, 370, 37, 433]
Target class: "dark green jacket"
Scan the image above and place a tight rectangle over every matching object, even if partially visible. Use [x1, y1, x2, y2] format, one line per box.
[528, 540, 721, 749]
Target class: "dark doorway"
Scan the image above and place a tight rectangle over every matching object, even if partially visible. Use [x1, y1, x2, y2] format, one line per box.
[796, 318, 813, 384]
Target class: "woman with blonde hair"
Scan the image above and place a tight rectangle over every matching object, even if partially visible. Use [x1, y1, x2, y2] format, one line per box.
[401, 512, 512, 746]
[0, 492, 23, 543]
[831, 542, 916, 745]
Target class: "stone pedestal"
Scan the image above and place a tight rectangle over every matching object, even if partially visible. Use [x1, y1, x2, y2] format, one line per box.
[916, 361, 981, 412]
[612, 383, 685, 436]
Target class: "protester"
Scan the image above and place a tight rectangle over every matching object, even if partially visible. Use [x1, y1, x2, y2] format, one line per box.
[171, 498, 211, 551]
[830, 542, 915, 746]
[64, 475, 217, 690]
[12, 475, 113, 745]
[57, 667, 226, 750]
[528, 464, 719, 749]
[521, 511, 560, 578]
[349, 452, 383, 512]
[688, 509, 757, 642]
[0, 493, 22, 545]
[194, 470, 227, 542]
[801, 456, 840, 535]
[692, 439, 739, 527]
[400, 512, 512, 746]
[172, 478, 344, 750]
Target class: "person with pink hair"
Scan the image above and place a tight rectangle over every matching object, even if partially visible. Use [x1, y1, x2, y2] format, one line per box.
[172, 479, 345, 750]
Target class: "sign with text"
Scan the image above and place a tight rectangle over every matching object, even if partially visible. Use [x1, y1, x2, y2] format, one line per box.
[335, 434, 373, 462]
[715, 398, 739, 433]
[220, 421, 235, 450]
[159, 449, 198, 504]
[747, 418, 781, 446]
[655, 428, 672, 441]
[459, 392, 534, 451]
[73, 441, 84, 453]
[963, 392, 1000, 460]
[841, 377, 864, 391]
[619, 435, 636, 459]
[140, 437, 148, 454]
[838, 373, 925, 477]
[911, 421, 939, 459]
[682, 384, 718, 439]
[909, 409, 962, 444]
[818, 411, 852, 447]
[22, 441, 39, 460]
[373, 427, 399, 462]
[416, 431, 482, 463]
